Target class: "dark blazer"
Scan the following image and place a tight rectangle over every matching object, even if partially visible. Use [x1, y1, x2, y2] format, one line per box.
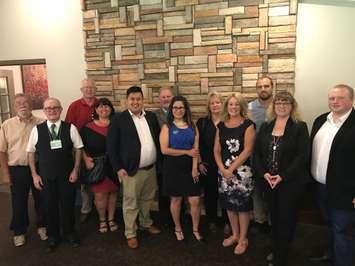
[253, 118, 310, 188]
[310, 108, 355, 210]
[196, 116, 217, 168]
[106, 109, 160, 176]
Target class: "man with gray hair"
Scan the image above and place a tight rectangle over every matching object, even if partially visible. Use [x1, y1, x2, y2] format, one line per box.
[65, 78, 97, 223]
[27, 97, 83, 252]
[310, 84, 355, 266]
[0, 94, 47, 247]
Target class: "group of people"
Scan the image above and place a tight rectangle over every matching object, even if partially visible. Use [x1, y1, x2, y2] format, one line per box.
[0, 76, 354, 266]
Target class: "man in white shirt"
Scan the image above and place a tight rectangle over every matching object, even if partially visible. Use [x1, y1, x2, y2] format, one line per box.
[107, 86, 161, 249]
[27, 97, 83, 253]
[310, 84, 355, 266]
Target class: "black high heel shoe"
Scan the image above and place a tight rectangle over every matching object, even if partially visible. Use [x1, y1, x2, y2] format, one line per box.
[193, 231, 206, 243]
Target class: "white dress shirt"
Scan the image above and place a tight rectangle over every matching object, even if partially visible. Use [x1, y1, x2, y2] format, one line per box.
[311, 110, 351, 184]
[26, 120, 84, 152]
[129, 109, 157, 168]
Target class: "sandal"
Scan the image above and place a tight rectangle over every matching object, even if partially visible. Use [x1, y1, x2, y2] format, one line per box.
[108, 220, 118, 232]
[99, 220, 108, 233]
[222, 235, 239, 247]
[234, 239, 248, 255]
[193, 231, 206, 243]
[174, 230, 184, 241]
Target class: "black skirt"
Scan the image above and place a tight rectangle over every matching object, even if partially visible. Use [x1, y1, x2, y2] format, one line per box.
[163, 155, 201, 197]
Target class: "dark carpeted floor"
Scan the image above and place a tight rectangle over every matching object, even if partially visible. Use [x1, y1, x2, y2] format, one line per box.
[0, 185, 332, 266]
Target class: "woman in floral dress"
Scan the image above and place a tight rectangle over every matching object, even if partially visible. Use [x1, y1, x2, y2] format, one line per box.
[214, 93, 256, 255]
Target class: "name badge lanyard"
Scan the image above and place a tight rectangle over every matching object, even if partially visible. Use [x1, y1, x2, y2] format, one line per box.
[49, 124, 63, 150]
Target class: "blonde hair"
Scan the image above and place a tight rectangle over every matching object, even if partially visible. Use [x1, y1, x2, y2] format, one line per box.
[206, 91, 223, 118]
[266, 91, 301, 122]
[221, 93, 249, 121]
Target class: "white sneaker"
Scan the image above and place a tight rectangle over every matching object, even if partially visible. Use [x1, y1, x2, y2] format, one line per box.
[13, 235, 25, 247]
[37, 227, 48, 241]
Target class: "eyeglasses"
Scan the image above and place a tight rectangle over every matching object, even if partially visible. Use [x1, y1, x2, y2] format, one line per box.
[172, 106, 185, 111]
[274, 102, 291, 106]
[44, 106, 61, 111]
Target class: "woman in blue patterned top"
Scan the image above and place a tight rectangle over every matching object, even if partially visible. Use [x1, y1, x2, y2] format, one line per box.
[160, 95, 203, 242]
[214, 93, 256, 255]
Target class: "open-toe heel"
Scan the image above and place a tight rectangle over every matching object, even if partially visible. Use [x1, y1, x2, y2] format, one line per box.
[234, 239, 248, 255]
[108, 220, 118, 232]
[222, 235, 239, 247]
[99, 220, 108, 233]
[174, 231, 184, 241]
[193, 231, 206, 243]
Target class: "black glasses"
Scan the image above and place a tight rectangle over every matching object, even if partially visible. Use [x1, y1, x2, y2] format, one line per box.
[172, 106, 185, 110]
[44, 106, 61, 111]
[274, 101, 291, 106]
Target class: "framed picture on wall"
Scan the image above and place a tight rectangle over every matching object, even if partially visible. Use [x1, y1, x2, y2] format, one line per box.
[21, 64, 49, 110]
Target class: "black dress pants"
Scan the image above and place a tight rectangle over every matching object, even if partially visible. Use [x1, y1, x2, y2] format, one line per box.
[157, 172, 171, 225]
[42, 174, 76, 241]
[201, 164, 218, 224]
[9, 166, 46, 235]
[268, 183, 304, 266]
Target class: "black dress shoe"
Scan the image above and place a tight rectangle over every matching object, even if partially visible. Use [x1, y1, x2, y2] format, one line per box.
[45, 238, 59, 253]
[79, 212, 90, 224]
[308, 254, 333, 263]
[64, 234, 80, 248]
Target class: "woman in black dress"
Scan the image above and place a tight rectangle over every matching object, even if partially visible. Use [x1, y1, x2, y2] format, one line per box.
[80, 98, 119, 233]
[160, 95, 203, 242]
[253, 92, 309, 266]
[197, 91, 225, 232]
[214, 93, 255, 255]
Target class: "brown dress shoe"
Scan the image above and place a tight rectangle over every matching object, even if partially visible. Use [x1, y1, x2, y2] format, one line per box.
[146, 225, 161, 235]
[127, 237, 138, 249]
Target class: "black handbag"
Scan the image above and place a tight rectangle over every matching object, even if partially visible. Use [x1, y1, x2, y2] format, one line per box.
[85, 155, 106, 184]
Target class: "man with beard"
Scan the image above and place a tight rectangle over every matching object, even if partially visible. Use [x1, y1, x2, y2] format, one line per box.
[248, 76, 274, 234]
[0, 94, 47, 247]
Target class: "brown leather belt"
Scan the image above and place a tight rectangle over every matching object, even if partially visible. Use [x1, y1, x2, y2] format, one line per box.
[139, 164, 154, 171]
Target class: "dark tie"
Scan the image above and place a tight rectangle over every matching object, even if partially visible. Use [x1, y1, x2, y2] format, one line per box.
[50, 124, 57, 139]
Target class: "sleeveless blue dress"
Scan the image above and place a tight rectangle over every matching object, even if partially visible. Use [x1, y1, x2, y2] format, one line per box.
[163, 124, 201, 196]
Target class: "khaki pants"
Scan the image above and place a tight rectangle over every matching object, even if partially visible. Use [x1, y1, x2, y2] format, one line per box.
[119, 166, 157, 239]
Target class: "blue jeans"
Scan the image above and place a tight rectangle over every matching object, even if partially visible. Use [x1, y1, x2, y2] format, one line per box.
[315, 183, 355, 266]
[329, 208, 355, 266]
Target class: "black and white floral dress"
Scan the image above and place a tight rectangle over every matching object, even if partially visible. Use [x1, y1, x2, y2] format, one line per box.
[217, 119, 255, 212]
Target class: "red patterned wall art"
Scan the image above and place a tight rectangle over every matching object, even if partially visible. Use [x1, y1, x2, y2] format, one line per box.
[21, 64, 49, 109]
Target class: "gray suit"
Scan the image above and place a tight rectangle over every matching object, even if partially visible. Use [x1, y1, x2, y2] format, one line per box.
[153, 108, 168, 128]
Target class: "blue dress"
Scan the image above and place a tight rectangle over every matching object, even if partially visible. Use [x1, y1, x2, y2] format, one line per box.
[163, 124, 201, 196]
[217, 119, 255, 212]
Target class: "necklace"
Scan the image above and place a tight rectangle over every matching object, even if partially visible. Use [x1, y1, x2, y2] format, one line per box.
[272, 135, 281, 162]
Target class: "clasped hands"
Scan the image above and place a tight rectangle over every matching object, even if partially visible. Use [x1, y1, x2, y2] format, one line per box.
[264, 173, 282, 189]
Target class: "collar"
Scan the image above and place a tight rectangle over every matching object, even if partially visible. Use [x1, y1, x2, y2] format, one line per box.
[128, 109, 146, 118]
[80, 97, 97, 107]
[16, 114, 34, 123]
[327, 109, 352, 126]
[46, 120, 62, 128]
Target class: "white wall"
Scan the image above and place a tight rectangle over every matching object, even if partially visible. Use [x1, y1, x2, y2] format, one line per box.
[0, 0, 86, 115]
[295, 3, 355, 126]
[0, 66, 23, 93]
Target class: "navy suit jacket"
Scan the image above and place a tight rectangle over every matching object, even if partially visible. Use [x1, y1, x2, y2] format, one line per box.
[310, 108, 355, 210]
[107, 109, 160, 176]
